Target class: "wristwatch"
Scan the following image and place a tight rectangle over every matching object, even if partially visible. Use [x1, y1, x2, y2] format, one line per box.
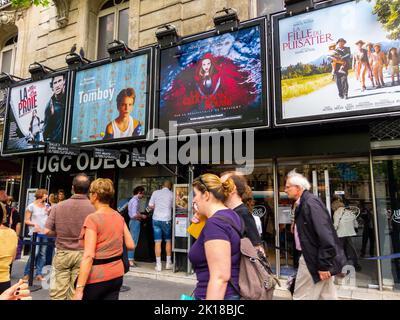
[76, 284, 85, 289]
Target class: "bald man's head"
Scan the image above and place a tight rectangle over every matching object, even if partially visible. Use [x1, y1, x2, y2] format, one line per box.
[72, 173, 91, 194]
[163, 180, 172, 190]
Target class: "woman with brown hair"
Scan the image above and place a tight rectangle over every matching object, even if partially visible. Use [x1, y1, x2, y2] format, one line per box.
[73, 178, 134, 300]
[188, 173, 241, 300]
[23, 188, 49, 281]
[220, 171, 263, 252]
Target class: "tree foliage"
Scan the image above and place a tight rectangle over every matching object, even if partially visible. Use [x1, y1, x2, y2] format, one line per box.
[10, 0, 50, 8]
[282, 62, 332, 80]
[363, 0, 400, 40]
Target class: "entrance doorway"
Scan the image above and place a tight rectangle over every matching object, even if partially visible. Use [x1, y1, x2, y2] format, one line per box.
[197, 161, 276, 270]
[373, 156, 400, 291]
[117, 166, 176, 262]
[278, 157, 379, 288]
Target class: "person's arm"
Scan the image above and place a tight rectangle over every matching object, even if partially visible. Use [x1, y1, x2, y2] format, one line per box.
[24, 207, 40, 232]
[44, 206, 56, 237]
[148, 193, 155, 210]
[333, 209, 340, 231]
[15, 223, 21, 238]
[308, 199, 338, 279]
[127, 198, 137, 219]
[72, 227, 97, 300]
[102, 123, 113, 140]
[123, 223, 135, 250]
[241, 213, 262, 246]
[204, 239, 231, 300]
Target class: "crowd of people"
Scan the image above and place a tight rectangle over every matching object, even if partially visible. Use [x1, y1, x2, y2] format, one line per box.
[0, 168, 352, 301]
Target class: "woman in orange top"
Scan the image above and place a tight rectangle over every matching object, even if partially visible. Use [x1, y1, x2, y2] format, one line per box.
[73, 178, 134, 300]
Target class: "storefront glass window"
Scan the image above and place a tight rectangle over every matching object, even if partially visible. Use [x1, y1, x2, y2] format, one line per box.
[253, 0, 284, 17]
[200, 162, 275, 269]
[278, 158, 379, 288]
[373, 158, 400, 291]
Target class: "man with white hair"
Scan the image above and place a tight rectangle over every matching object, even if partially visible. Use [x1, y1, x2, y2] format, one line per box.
[285, 170, 345, 300]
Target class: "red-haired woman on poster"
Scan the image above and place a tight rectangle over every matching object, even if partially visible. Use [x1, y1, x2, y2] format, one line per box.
[194, 53, 257, 110]
[194, 53, 222, 109]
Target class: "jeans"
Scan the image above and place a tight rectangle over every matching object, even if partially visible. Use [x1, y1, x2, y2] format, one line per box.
[339, 236, 359, 266]
[128, 219, 141, 260]
[152, 220, 172, 242]
[24, 235, 48, 277]
[361, 227, 375, 256]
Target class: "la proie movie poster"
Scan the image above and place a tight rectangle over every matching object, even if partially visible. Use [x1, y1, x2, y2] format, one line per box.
[4, 74, 66, 153]
[70, 54, 148, 144]
[159, 24, 265, 132]
[278, 0, 400, 122]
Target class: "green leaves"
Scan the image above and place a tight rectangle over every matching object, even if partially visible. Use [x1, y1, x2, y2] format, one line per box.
[364, 0, 400, 40]
[10, 0, 50, 8]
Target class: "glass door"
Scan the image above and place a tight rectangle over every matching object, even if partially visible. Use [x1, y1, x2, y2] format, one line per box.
[278, 157, 379, 288]
[373, 156, 400, 291]
[198, 161, 276, 270]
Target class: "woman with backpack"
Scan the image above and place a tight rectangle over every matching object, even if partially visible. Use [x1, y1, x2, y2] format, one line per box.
[189, 174, 241, 300]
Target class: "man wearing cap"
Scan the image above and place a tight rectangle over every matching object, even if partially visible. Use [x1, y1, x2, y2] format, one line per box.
[334, 38, 352, 99]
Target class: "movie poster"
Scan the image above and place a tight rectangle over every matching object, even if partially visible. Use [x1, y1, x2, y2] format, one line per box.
[276, 0, 400, 124]
[158, 23, 266, 132]
[70, 53, 149, 144]
[3, 74, 67, 153]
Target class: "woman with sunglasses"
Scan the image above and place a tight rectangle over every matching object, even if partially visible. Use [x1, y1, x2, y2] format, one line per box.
[189, 174, 241, 300]
[73, 178, 134, 300]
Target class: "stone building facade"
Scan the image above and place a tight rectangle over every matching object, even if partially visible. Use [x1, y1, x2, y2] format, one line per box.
[0, 0, 285, 77]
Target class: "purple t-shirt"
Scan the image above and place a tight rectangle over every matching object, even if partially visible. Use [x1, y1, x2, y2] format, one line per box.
[188, 209, 241, 299]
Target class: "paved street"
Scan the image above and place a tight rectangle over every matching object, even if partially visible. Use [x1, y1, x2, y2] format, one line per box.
[10, 259, 196, 300]
[10, 258, 291, 300]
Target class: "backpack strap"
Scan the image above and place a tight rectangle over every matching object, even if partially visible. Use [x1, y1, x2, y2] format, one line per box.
[213, 212, 245, 238]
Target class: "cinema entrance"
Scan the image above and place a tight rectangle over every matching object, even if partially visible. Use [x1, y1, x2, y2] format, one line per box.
[195, 154, 382, 289]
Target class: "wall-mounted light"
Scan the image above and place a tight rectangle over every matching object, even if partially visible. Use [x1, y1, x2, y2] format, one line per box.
[107, 39, 133, 60]
[0, 72, 23, 89]
[213, 8, 240, 35]
[28, 62, 55, 81]
[284, 0, 314, 15]
[155, 24, 180, 49]
[65, 52, 91, 70]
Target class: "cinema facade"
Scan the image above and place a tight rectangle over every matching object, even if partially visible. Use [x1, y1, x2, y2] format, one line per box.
[1, 0, 400, 292]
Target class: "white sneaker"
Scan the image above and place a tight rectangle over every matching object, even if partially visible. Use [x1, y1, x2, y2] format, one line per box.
[165, 262, 173, 270]
[155, 263, 162, 272]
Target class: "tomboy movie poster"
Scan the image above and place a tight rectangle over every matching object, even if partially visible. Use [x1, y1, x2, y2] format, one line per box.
[4, 74, 66, 153]
[277, 0, 400, 122]
[158, 24, 265, 131]
[70, 55, 148, 144]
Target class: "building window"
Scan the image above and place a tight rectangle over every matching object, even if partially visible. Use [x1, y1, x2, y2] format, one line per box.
[250, 0, 284, 18]
[97, 0, 129, 59]
[1, 34, 17, 74]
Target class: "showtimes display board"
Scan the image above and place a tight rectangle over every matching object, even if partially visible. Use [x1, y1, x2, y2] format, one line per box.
[273, 0, 400, 126]
[157, 18, 268, 133]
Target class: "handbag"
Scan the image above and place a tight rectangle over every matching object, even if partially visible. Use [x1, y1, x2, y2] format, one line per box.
[122, 242, 129, 274]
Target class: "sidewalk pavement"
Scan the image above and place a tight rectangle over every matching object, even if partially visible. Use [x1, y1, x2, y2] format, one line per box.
[12, 256, 400, 300]
[128, 261, 400, 300]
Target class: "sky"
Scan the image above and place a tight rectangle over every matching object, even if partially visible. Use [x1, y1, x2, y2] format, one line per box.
[279, 0, 390, 67]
